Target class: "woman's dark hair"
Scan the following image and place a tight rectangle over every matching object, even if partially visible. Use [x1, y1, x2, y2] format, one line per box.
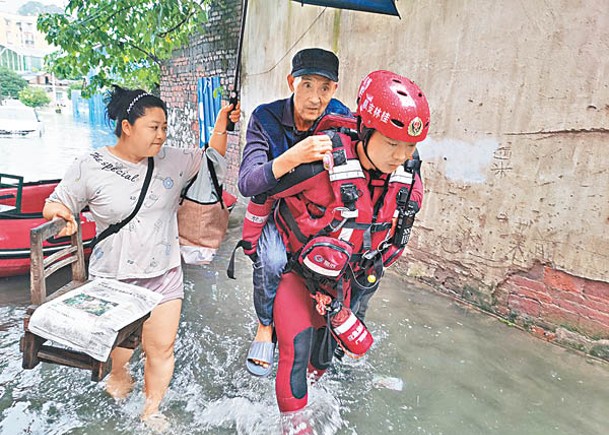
[105, 85, 167, 137]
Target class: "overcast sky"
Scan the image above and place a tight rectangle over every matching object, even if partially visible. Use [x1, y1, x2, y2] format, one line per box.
[0, 0, 66, 14]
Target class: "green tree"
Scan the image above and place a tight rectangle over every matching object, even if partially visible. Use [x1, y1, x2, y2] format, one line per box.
[66, 82, 83, 100]
[38, 0, 210, 95]
[18, 87, 51, 107]
[0, 67, 28, 100]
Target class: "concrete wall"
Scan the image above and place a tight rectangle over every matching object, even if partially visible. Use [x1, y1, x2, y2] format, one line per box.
[238, 0, 609, 349]
[161, 0, 609, 355]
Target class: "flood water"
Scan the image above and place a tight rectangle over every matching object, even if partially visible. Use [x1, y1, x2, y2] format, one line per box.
[0, 107, 115, 181]
[1, 111, 609, 434]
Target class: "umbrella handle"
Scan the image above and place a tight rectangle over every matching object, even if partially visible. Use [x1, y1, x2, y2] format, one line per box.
[226, 95, 239, 132]
[227, 0, 248, 132]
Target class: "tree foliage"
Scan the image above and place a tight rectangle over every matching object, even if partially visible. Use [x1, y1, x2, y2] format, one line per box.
[0, 67, 28, 100]
[66, 82, 83, 100]
[38, 0, 210, 96]
[18, 86, 51, 108]
[18, 1, 63, 15]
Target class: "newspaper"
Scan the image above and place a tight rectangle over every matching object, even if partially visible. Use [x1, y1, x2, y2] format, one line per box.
[28, 278, 163, 362]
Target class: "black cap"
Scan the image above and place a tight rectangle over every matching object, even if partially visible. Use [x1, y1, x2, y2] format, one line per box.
[291, 48, 339, 82]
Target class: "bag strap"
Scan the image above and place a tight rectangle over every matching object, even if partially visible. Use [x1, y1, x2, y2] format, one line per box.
[206, 152, 226, 209]
[226, 239, 256, 279]
[180, 171, 198, 205]
[89, 157, 154, 250]
[181, 148, 225, 208]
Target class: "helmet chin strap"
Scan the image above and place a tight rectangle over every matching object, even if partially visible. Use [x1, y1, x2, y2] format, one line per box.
[359, 125, 381, 172]
[363, 141, 381, 172]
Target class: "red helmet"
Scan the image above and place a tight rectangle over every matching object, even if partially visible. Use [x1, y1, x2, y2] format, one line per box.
[357, 70, 430, 142]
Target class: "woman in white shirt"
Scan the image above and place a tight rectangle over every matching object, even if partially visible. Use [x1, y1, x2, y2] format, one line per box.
[43, 86, 239, 426]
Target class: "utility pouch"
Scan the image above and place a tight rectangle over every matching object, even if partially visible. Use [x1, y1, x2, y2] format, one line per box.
[298, 236, 353, 283]
[329, 302, 374, 357]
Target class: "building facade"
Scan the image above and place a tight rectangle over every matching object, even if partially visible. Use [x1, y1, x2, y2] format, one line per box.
[0, 12, 51, 72]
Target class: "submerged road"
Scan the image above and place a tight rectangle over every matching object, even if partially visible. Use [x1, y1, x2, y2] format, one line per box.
[1, 208, 609, 434]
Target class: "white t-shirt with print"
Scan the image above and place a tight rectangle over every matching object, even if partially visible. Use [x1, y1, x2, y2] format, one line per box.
[48, 146, 202, 280]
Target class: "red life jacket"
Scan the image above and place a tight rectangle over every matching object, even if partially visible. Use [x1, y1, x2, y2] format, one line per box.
[271, 131, 421, 282]
[227, 115, 422, 279]
[227, 115, 361, 278]
[244, 114, 361, 258]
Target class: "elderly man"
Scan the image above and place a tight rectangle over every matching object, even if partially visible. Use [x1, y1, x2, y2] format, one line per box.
[238, 48, 352, 376]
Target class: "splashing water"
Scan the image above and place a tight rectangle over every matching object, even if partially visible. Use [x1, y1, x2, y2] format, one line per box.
[2, 117, 609, 433]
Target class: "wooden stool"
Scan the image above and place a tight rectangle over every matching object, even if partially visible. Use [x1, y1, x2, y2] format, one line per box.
[20, 217, 149, 381]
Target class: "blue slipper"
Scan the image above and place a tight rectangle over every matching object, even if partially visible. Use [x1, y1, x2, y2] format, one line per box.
[246, 341, 276, 377]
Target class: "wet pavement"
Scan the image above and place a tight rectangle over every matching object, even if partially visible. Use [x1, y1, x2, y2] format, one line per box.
[1, 110, 609, 434]
[1, 214, 609, 434]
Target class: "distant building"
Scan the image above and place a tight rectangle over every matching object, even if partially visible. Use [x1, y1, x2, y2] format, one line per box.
[0, 11, 71, 105]
[0, 11, 53, 73]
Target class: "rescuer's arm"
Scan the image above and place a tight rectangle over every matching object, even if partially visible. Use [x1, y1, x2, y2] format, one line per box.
[268, 162, 327, 199]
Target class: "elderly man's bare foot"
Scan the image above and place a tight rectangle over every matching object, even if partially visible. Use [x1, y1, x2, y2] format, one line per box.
[254, 323, 274, 342]
[105, 371, 134, 400]
[251, 323, 274, 368]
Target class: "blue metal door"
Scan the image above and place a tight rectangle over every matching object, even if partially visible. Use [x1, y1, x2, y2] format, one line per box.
[197, 76, 223, 148]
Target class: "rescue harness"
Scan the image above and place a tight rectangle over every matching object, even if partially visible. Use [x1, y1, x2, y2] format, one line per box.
[227, 114, 422, 292]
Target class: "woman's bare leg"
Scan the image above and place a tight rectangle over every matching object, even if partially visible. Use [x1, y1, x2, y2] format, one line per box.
[106, 347, 135, 399]
[140, 299, 182, 419]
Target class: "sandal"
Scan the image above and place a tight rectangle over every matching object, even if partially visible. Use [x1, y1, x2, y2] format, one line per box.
[245, 340, 276, 377]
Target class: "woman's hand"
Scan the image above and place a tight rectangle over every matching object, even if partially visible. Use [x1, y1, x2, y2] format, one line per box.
[227, 101, 241, 125]
[213, 102, 241, 133]
[209, 102, 242, 156]
[42, 202, 78, 237]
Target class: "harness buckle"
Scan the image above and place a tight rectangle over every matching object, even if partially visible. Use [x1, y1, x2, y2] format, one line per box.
[340, 183, 359, 211]
[332, 149, 347, 166]
[334, 206, 358, 219]
[396, 187, 409, 206]
[362, 249, 380, 262]
[360, 249, 382, 271]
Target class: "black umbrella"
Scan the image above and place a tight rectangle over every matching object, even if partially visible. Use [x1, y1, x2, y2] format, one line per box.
[227, 0, 400, 130]
[292, 0, 400, 17]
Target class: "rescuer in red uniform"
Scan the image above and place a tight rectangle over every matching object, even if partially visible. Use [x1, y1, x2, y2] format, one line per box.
[264, 70, 431, 421]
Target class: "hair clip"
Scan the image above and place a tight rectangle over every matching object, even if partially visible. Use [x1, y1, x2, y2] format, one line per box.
[126, 92, 152, 114]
